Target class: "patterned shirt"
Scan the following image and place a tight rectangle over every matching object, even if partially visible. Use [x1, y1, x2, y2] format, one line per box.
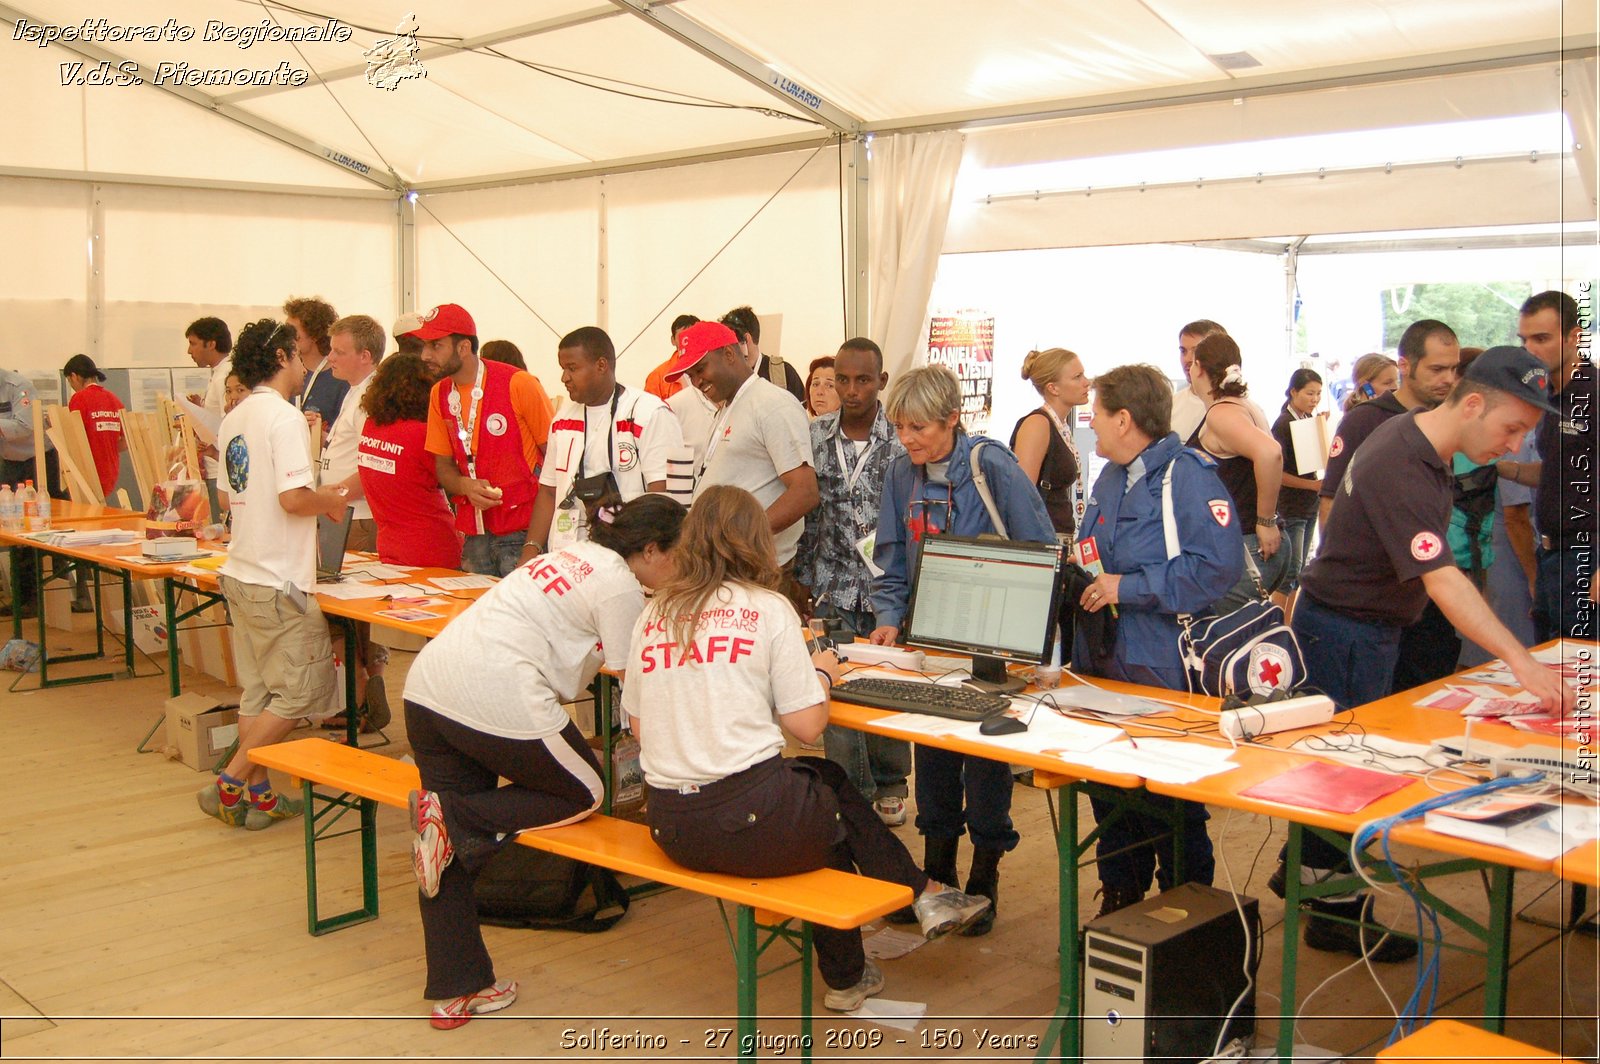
[796, 406, 904, 613]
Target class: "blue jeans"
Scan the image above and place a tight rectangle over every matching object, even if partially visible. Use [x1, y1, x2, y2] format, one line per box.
[1535, 545, 1597, 642]
[820, 606, 911, 800]
[913, 745, 1018, 851]
[1280, 517, 1314, 592]
[1212, 532, 1290, 615]
[1090, 792, 1214, 897]
[1291, 593, 1402, 869]
[461, 531, 528, 578]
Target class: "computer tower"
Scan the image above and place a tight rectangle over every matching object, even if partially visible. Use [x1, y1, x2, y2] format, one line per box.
[1081, 882, 1259, 1064]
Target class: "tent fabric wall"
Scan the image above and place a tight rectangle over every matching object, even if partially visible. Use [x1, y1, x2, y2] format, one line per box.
[866, 131, 966, 379]
[0, 177, 91, 363]
[419, 147, 846, 391]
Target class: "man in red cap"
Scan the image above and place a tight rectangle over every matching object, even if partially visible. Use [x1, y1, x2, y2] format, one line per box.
[414, 304, 554, 577]
[665, 320, 817, 593]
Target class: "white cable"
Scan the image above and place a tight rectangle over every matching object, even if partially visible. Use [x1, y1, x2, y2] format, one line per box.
[1212, 809, 1257, 1060]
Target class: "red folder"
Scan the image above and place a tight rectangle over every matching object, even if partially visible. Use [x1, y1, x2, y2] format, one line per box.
[1240, 761, 1411, 814]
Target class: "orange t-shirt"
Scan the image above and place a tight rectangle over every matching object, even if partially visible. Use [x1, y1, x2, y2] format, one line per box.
[644, 357, 684, 401]
[425, 366, 553, 474]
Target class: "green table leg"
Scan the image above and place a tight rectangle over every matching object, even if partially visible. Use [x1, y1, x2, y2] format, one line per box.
[6, 544, 19, 641]
[735, 904, 757, 1062]
[1483, 864, 1514, 1033]
[1037, 781, 1082, 1062]
[164, 576, 181, 698]
[1277, 822, 1304, 1063]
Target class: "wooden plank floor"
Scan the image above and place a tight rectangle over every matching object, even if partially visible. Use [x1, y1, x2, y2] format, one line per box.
[0, 622, 1595, 1061]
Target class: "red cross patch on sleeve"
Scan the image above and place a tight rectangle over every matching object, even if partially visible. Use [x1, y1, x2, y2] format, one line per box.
[1208, 499, 1232, 526]
[1410, 531, 1443, 561]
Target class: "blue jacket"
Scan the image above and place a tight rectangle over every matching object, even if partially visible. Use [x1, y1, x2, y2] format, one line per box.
[1072, 433, 1244, 688]
[871, 429, 1056, 631]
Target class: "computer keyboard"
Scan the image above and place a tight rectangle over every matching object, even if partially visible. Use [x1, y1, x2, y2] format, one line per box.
[832, 677, 1011, 721]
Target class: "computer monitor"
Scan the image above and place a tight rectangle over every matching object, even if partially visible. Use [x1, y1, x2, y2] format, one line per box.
[316, 506, 354, 583]
[903, 533, 1064, 694]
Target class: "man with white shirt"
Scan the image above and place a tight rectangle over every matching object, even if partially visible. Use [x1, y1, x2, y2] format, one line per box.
[1172, 319, 1224, 442]
[523, 326, 682, 558]
[319, 314, 390, 727]
[200, 317, 348, 831]
[185, 316, 232, 484]
[664, 320, 818, 609]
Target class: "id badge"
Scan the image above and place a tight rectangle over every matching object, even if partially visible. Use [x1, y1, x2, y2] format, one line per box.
[855, 531, 883, 578]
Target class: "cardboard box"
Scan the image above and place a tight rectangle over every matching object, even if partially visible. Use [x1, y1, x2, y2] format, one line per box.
[588, 732, 644, 818]
[131, 604, 169, 657]
[178, 602, 237, 687]
[164, 692, 239, 771]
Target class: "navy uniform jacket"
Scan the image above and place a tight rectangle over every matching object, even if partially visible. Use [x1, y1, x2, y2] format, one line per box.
[1073, 433, 1244, 688]
[871, 429, 1056, 633]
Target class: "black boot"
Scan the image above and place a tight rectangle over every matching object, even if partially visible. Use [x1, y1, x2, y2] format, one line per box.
[889, 836, 960, 924]
[1304, 895, 1417, 963]
[1092, 882, 1145, 921]
[960, 845, 1003, 937]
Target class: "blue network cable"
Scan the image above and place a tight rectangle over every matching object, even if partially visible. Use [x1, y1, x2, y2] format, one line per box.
[1351, 771, 1543, 1045]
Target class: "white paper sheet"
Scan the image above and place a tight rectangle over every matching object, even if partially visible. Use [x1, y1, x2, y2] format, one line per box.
[429, 574, 499, 590]
[1090, 738, 1239, 783]
[1043, 685, 1178, 717]
[175, 394, 221, 446]
[844, 997, 927, 1030]
[313, 582, 393, 599]
[862, 927, 926, 960]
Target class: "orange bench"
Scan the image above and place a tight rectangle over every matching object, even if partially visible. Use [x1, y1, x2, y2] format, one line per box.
[250, 737, 911, 1060]
[1377, 1018, 1580, 1062]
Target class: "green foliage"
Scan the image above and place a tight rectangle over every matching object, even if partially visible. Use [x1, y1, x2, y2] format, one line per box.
[1380, 282, 1532, 350]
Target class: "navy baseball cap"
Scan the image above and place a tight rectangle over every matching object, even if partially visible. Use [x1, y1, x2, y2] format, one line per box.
[1462, 346, 1559, 415]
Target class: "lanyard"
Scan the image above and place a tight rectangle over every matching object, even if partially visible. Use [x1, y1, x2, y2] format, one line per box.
[447, 359, 487, 477]
[698, 376, 754, 480]
[1043, 404, 1081, 471]
[581, 385, 623, 478]
[833, 429, 880, 494]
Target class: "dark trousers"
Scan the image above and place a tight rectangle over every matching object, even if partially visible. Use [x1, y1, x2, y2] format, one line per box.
[647, 756, 928, 990]
[820, 606, 911, 800]
[1290, 595, 1402, 870]
[405, 701, 604, 999]
[1535, 545, 1596, 642]
[1392, 598, 1460, 693]
[1090, 792, 1214, 896]
[2, 450, 63, 607]
[913, 745, 1019, 852]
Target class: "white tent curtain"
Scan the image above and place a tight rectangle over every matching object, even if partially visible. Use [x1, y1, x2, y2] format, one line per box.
[1564, 56, 1598, 213]
[867, 131, 966, 377]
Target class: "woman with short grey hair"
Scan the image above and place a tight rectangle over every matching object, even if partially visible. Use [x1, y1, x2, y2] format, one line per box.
[868, 364, 1056, 936]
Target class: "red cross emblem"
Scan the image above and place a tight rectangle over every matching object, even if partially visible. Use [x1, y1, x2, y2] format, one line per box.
[1258, 659, 1283, 687]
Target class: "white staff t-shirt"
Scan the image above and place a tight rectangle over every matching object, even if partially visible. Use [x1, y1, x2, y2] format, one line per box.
[540, 387, 681, 549]
[319, 372, 373, 520]
[217, 387, 318, 591]
[405, 540, 645, 739]
[624, 582, 823, 790]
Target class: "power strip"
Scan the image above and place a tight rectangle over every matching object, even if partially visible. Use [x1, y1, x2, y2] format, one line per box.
[1218, 695, 1336, 740]
[837, 642, 926, 671]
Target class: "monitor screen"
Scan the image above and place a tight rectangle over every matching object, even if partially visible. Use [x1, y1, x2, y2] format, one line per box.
[316, 506, 354, 578]
[903, 534, 1063, 689]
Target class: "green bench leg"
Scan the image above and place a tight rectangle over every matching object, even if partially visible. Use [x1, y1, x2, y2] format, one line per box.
[734, 905, 758, 1061]
[300, 778, 381, 936]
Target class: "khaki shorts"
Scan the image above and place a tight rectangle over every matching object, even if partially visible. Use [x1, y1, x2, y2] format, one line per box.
[220, 574, 336, 720]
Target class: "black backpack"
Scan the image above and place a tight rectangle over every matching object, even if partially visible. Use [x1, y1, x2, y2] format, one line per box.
[473, 846, 630, 933]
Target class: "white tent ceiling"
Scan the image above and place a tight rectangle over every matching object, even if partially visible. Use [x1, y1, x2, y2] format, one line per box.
[3, 0, 1594, 193]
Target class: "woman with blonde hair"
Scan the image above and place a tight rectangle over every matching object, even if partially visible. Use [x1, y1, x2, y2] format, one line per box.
[1010, 348, 1089, 538]
[626, 485, 990, 1013]
[1342, 353, 1398, 412]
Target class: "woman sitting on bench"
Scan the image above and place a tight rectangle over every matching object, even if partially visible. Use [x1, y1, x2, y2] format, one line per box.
[402, 493, 686, 1029]
[624, 485, 991, 1013]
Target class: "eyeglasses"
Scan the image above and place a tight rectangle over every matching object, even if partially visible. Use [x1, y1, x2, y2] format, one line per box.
[907, 496, 951, 538]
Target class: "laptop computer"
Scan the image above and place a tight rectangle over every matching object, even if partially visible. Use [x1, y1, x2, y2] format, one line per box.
[316, 507, 354, 583]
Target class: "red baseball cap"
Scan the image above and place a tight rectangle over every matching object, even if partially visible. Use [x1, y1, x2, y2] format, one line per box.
[404, 303, 476, 341]
[663, 320, 739, 381]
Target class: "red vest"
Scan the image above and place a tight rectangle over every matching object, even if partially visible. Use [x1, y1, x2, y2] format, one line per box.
[432, 358, 537, 536]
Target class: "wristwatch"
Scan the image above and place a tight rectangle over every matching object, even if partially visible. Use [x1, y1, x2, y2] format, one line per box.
[1254, 513, 1279, 527]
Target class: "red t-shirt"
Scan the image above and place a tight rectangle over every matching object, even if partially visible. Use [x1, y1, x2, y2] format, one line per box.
[357, 417, 463, 569]
[69, 383, 124, 497]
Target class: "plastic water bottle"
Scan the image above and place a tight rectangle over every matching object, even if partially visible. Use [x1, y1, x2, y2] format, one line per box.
[34, 489, 50, 530]
[20, 481, 37, 531]
[0, 485, 16, 531]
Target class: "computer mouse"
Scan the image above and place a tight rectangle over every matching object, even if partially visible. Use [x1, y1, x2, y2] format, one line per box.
[980, 713, 1028, 736]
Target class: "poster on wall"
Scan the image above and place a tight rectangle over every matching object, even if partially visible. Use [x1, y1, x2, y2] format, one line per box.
[924, 311, 994, 437]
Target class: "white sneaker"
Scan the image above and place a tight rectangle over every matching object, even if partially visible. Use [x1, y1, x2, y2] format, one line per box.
[431, 978, 517, 1030]
[913, 883, 991, 939]
[874, 795, 907, 826]
[409, 789, 454, 899]
[822, 959, 885, 1012]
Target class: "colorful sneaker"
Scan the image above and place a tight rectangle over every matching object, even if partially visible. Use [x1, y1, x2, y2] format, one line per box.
[197, 781, 248, 827]
[874, 795, 907, 826]
[245, 791, 305, 831]
[409, 789, 453, 899]
[822, 960, 884, 1013]
[430, 978, 517, 1030]
[913, 883, 991, 939]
